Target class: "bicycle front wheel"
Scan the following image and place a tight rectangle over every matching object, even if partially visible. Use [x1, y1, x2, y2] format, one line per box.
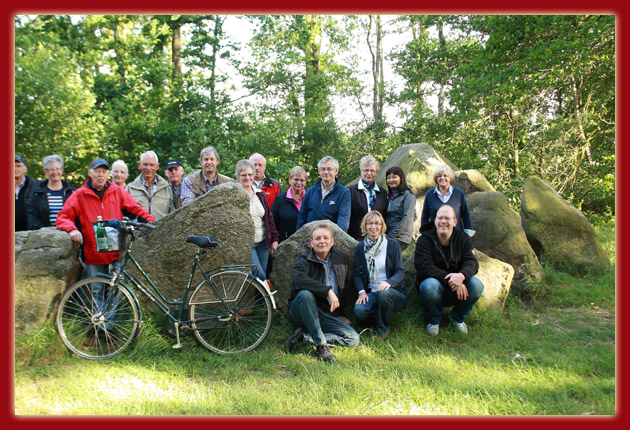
[56, 277, 141, 360]
[189, 270, 273, 354]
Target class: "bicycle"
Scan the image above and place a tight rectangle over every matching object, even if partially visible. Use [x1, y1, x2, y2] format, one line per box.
[56, 217, 277, 360]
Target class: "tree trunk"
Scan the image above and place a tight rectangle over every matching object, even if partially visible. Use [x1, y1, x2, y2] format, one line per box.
[172, 24, 182, 78]
[437, 17, 446, 117]
[368, 15, 384, 123]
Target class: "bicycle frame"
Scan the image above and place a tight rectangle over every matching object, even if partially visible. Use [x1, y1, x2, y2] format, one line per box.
[108, 228, 276, 347]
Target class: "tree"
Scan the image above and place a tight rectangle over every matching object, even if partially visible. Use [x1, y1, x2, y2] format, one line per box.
[15, 18, 103, 183]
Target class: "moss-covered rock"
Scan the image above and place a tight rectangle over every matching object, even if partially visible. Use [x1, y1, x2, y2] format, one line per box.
[521, 176, 610, 272]
[453, 169, 496, 196]
[14, 227, 80, 335]
[468, 191, 543, 294]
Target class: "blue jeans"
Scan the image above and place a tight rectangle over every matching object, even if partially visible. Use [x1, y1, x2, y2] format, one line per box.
[354, 288, 406, 336]
[85, 261, 121, 329]
[252, 240, 269, 281]
[288, 290, 360, 347]
[418, 277, 484, 325]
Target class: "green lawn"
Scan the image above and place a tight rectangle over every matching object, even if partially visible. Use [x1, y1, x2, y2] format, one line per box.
[14, 225, 616, 416]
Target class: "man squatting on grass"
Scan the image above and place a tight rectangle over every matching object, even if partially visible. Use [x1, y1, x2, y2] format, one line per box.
[283, 223, 360, 362]
[414, 204, 484, 336]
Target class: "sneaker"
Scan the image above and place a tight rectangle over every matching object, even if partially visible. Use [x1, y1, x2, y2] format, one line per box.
[315, 344, 337, 362]
[453, 321, 468, 334]
[426, 324, 440, 336]
[377, 328, 390, 341]
[282, 327, 304, 353]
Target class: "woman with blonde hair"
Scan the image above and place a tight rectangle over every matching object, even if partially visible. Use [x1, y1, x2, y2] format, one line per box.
[236, 159, 279, 281]
[353, 211, 406, 340]
[271, 166, 308, 242]
[420, 165, 472, 233]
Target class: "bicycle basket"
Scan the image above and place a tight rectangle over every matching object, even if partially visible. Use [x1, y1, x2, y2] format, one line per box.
[92, 219, 127, 252]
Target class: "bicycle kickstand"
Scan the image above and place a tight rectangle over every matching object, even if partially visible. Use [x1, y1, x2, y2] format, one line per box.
[172, 321, 183, 349]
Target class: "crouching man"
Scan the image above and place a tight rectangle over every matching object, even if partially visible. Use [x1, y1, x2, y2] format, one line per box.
[283, 223, 360, 361]
[414, 204, 484, 335]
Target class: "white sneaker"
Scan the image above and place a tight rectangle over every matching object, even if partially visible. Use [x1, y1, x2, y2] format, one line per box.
[453, 321, 468, 334]
[426, 324, 439, 336]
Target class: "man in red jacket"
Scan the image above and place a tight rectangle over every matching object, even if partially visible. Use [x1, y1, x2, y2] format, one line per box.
[56, 158, 156, 279]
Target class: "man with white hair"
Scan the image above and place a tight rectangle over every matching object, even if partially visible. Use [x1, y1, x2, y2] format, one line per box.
[249, 153, 281, 208]
[126, 151, 173, 220]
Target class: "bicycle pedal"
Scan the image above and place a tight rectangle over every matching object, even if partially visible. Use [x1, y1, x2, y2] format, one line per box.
[172, 343, 183, 349]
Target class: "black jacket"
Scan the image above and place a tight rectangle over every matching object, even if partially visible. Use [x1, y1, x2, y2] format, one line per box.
[15, 176, 37, 231]
[271, 191, 299, 242]
[414, 223, 479, 287]
[288, 247, 350, 316]
[26, 180, 75, 230]
[347, 182, 388, 241]
[354, 237, 406, 296]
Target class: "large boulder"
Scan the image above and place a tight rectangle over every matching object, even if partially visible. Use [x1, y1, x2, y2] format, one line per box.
[467, 192, 543, 293]
[130, 182, 254, 309]
[521, 176, 610, 272]
[403, 249, 514, 310]
[269, 220, 358, 314]
[15, 227, 81, 335]
[453, 169, 496, 195]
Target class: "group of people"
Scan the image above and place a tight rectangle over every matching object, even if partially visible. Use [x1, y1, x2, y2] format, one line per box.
[15, 148, 483, 362]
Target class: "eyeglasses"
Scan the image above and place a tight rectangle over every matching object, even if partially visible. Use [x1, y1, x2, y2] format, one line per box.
[319, 167, 335, 172]
[366, 222, 382, 226]
[45, 168, 62, 173]
[362, 169, 377, 174]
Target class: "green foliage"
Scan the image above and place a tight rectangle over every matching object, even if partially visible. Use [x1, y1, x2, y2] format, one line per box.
[15, 23, 103, 183]
[14, 14, 615, 218]
[392, 15, 615, 216]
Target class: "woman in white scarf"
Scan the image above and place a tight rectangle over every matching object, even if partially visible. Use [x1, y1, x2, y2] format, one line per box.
[353, 211, 406, 340]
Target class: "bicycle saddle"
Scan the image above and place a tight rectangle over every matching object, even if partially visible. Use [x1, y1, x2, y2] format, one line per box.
[185, 235, 219, 248]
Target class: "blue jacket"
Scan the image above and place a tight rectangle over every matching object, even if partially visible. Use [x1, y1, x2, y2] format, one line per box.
[353, 237, 406, 296]
[296, 179, 351, 232]
[421, 186, 472, 231]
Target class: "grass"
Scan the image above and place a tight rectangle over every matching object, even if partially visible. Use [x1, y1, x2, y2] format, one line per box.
[14, 225, 616, 416]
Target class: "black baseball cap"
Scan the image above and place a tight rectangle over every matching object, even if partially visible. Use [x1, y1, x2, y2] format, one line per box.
[90, 158, 110, 169]
[15, 155, 26, 165]
[165, 159, 183, 170]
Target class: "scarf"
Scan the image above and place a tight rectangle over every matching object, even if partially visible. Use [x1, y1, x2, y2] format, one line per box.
[364, 235, 385, 284]
[362, 179, 376, 208]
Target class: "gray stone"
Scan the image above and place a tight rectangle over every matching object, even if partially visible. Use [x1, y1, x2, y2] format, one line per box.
[403, 249, 513, 310]
[468, 191, 543, 293]
[521, 176, 610, 272]
[129, 182, 255, 309]
[269, 220, 358, 314]
[14, 227, 81, 335]
[453, 169, 496, 195]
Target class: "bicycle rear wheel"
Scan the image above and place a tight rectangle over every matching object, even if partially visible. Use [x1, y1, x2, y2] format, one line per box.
[189, 270, 273, 354]
[56, 277, 141, 360]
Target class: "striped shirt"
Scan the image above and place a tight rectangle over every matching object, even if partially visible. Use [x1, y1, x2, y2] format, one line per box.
[47, 188, 64, 225]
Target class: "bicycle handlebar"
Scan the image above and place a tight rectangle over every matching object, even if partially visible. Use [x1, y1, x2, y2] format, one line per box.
[122, 218, 157, 230]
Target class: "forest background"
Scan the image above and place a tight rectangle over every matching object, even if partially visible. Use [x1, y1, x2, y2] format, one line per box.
[14, 14, 616, 219]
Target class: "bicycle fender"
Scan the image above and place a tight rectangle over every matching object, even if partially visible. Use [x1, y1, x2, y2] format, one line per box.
[255, 277, 277, 310]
